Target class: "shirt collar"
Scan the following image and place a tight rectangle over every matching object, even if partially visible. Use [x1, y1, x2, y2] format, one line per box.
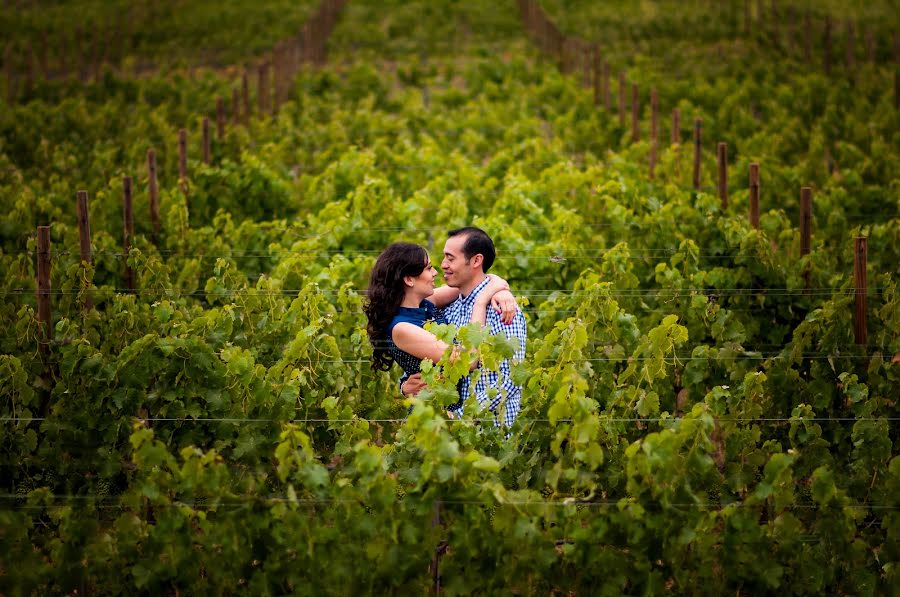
[459, 276, 491, 307]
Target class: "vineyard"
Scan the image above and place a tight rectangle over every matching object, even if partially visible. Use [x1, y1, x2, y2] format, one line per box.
[1, 0, 899, 594]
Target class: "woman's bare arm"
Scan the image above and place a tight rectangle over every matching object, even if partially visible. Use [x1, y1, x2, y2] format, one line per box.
[431, 275, 511, 309]
[392, 323, 478, 371]
[391, 322, 451, 363]
[430, 285, 461, 308]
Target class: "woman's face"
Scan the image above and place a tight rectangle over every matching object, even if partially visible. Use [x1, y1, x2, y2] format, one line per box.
[408, 255, 438, 297]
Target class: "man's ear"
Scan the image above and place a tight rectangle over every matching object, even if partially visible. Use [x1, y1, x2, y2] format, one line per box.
[470, 253, 484, 270]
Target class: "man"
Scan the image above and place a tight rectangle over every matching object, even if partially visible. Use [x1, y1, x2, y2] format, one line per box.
[400, 227, 527, 427]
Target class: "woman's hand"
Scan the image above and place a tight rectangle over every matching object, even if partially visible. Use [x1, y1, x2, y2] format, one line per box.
[400, 373, 426, 397]
[478, 275, 518, 324]
[490, 290, 518, 324]
[482, 274, 510, 296]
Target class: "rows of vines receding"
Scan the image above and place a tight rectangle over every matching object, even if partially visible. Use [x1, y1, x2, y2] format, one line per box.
[0, 0, 898, 594]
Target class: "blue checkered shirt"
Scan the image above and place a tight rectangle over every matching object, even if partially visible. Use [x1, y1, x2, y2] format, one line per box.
[442, 277, 526, 427]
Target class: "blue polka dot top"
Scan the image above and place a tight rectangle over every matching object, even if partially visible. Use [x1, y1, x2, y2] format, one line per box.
[386, 300, 446, 377]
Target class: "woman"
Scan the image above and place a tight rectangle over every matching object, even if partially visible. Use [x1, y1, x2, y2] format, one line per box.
[364, 242, 516, 387]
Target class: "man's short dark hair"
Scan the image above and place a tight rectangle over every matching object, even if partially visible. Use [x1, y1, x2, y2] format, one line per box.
[448, 226, 496, 273]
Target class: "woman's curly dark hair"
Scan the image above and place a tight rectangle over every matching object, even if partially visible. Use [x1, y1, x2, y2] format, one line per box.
[364, 242, 430, 371]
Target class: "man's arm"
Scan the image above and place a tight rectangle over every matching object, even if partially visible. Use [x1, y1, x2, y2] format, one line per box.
[477, 308, 527, 423]
[430, 286, 461, 308]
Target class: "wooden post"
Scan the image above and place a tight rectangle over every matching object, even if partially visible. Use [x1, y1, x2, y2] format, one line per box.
[784, 7, 796, 56]
[845, 20, 855, 70]
[864, 28, 874, 62]
[178, 128, 188, 194]
[272, 47, 282, 115]
[202, 117, 210, 165]
[284, 36, 298, 85]
[4, 43, 13, 103]
[23, 44, 35, 96]
[770, 0, 779, 47]
[258, 62, 269, 117]
[693, 118, 702, 190]
[602, 61, 611, 110]
[242, 71, 250, 125]
[894, 71, 900, 110]
[276, 47, 286, 114]
[592, 45, 601, 106]
[799, 187, 812, 256]
[76, 191, 92, 265]
[279, 44, 289, 110]
[147, 148, 160, 242]
[430, 500, 443, 594]
[743, 0, 751, 36]
[116, 13, 128, 69]
[748, 163, 760, 229]
[569, 38, 584, 86]
[300, 23, 310, 65]
[232, 87, 240, 126]
[572, 36, 584, 77]
[649, 88, 658, 178]
[74, 26, 85, 81]
[804, 12, 812, 64]
[123, 176, 135, 292]
[36, 226, 52, 352]
[800, 186, 812, 289]
[39, 32, 49, 78]
[582, 44, 591, 89]
[853, 237, 867, 346]
[717, 142, 728, 209]
[618, 72, 626, 126]
[110, 16, 122, 69]
[671, 108, 680, 144]
[570, 38, 585, 87]
[76, 191, 93, 311]
[555, 30, 563, 72]
[823, 17, 832, 74]
[216, 96, 226, 141]
[59, 33, 69, 79]
[631, 83, 640, 142]
[90, 25, 101, 81]
[101, 20, 113, 70]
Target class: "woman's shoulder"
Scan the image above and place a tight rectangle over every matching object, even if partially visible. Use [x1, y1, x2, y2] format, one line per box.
[388, 301, 436, 336]
[386, 313, 408, 336]
[388, 307, 425, 334]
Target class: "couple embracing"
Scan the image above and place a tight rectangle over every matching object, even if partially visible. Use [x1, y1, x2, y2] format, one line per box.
[364, 227, 527, 427]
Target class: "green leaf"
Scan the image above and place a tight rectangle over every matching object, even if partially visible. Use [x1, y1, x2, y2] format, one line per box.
[636, 391, 660, 417]
[584, 444, 604, 469]
[811, 466, 836, 504]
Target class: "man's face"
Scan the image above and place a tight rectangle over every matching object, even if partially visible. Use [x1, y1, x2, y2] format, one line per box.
[441, 234, 472, 289]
